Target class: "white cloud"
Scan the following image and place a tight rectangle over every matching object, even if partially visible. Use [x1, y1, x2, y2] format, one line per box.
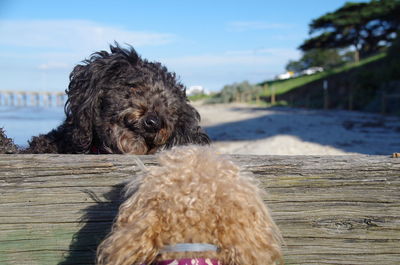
[0, 19, 176, 51]
[227, 21, 293, 32]
[164, 48, 299, 67]
[0, 19, 176, 73]
[0, 19, 300, 92]
[161, 48, 300, 91]
[38, 62, 70, 70]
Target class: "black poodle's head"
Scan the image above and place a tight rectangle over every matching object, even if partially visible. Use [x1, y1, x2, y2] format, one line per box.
[65, 43, 209, 154]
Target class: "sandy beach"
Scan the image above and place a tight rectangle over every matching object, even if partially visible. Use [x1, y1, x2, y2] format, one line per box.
[194, 102, 400, 155]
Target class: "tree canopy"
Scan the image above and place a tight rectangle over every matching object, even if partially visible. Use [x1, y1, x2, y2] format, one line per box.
[213, 81, 261, 103]
[300, 0, 400, 60]
[286, 49, 347, 72]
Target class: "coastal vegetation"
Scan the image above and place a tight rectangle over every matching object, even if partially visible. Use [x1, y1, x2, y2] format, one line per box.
[194, 0, 400, 115]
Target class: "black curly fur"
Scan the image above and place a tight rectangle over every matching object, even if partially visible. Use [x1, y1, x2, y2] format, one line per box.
[24, 43, 210, 154]
[0, 128, 18, 154]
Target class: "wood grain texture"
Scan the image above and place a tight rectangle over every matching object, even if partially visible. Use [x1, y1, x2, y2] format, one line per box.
[0, 154, 399, 265]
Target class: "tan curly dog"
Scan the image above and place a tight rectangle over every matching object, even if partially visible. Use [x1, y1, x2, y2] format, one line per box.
[97, 145, 283, 265]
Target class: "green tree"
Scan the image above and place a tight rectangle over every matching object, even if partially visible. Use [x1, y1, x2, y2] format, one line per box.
[218, 81, 258, 103]
[286, 49, 345, 72]
[285, 60, 305, 73]
[300, 0, 400, 61]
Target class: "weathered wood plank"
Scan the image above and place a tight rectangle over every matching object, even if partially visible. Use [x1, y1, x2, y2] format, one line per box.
[0, 154, 399, 265]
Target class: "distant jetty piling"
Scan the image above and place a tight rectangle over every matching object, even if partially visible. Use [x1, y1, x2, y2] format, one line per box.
[0, 91, 66, 107]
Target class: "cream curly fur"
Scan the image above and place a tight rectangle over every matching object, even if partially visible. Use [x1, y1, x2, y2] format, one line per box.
[96, 145, 283, 265]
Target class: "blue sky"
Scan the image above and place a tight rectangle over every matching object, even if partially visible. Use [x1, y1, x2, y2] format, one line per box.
[0, 0, 363, 92]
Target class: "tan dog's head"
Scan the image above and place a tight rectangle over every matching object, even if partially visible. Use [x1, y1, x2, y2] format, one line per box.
[97, 145, 283, 265]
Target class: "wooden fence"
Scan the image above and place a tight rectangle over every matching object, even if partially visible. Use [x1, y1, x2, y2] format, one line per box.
[0, 154, 399, 265]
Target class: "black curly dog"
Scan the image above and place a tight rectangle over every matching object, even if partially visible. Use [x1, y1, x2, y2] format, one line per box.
[24, 44, 210, 154]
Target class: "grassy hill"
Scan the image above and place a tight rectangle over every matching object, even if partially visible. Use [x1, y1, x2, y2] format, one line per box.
[258, 50, 400, 115]
[259, 53, 386, 98]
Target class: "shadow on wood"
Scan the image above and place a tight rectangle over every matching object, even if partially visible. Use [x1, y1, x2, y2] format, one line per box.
[58, 185, 123, 265]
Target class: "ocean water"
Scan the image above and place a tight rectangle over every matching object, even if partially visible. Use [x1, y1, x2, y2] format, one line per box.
[0, 106, 65, 147]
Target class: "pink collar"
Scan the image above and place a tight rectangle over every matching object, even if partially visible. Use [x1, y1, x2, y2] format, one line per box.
[157, 258, 221, 265]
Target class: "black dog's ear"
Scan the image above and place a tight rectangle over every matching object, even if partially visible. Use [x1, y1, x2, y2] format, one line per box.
[186, 126, 211, 145]
[166, 104, 211, 147]
[64, 63, 102, 153]
[192, 128, 211, 144]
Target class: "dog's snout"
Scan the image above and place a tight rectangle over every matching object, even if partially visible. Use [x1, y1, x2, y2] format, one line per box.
[144, 113, 161, 132]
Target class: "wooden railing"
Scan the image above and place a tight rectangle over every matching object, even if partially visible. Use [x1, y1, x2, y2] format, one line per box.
[0, 154, 399, 265]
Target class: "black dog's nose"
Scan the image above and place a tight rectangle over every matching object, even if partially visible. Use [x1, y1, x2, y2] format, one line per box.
[143, 113, 161, 132]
